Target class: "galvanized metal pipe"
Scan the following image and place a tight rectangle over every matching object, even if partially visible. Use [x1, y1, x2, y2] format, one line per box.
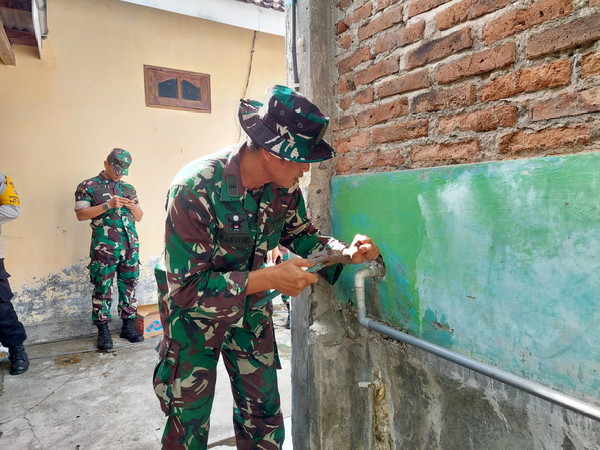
[354, 266, 600, 422]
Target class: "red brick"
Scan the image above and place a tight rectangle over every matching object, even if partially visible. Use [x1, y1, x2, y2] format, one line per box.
[405, 27, 472, 70]
[335, 154, 352, 174]
[378, 149, 406, 167]
[355, 55, 400, 85]
[483, 0, 572, 44]
[411, 85, 475, 113]
[355, 151, 381, 170]
[499, 125, 592, 155]
[527, 15, 600, 59]
[356, 87, 375, 104]
[337, 20, 350, 35]
[338, 78, 356, 95]
[347, 150, 406, 172]
[436, 42, 515, 84]
[375, 0, 397, 13]
[357, 98, 409, 127]
[481, 59, 571, 101]
[437, 0, 513, 31]
[335, 130, 371, 154]
[333, 115, 357, 131]
[378, 69, 430, 97]
[342, 3, 373, 27]
[338, 78, 356, 94]
[407, 0, 451, 18]
[375, 20, 425, 53]
[373, 119, 429, 143]
[339, 33, 352, 50]
[337, 0, 352, 11]
[581, 50, 600, 78]
[530, 87, 600, 121]
[340, 95, 353, 110]
[358, 4, 404, 40]
[438, 105, 518, 133]
[411, 139, 480, 163]
[338, 46, 372, 76]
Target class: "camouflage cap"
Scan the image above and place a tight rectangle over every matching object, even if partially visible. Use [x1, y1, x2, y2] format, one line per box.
[107, 148, 132, 176]
[238, 85, 335, 163]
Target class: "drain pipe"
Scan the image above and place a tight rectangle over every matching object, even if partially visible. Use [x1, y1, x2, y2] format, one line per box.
[355, 264, 600, 422]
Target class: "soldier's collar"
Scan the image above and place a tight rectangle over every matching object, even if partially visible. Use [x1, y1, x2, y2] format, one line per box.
[98, 171, 114, 183]
[221, 143, 276, 204]
[221, 143, 244, 201]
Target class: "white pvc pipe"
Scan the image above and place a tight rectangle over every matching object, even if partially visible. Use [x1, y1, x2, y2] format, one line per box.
[354, 265, 600, 422]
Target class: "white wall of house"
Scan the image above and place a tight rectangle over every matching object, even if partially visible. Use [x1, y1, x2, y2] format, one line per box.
[0, 0, 286, 341]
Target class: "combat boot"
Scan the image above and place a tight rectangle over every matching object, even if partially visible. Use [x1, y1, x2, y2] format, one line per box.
[120, 318, 144, 343]
[8, 344, 29, 375]
[96, 322, 113, 350]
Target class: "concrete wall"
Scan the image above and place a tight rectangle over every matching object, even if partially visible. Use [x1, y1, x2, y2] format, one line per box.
[291, 0, 600, 448]
[0, 0, 285, 342]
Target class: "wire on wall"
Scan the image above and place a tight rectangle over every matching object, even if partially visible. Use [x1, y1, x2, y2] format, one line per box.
[243, 30, 258, 100]
[291, 0, 299, 91]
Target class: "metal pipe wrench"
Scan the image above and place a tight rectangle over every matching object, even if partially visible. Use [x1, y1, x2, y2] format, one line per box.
[255, 248, 351, 308]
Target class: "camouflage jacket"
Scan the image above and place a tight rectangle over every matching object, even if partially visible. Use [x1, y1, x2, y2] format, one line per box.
[156, 143, 348, 348]
[74, 172, 140, 249]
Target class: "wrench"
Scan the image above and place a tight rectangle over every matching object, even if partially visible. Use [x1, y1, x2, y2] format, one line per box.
[254, 248, 351, 308]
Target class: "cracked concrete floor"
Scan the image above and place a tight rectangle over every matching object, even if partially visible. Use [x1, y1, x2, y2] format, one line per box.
[0, 304, 292, 450]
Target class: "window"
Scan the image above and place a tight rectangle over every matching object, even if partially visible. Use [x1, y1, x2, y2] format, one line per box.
[144, 65, 211, 113]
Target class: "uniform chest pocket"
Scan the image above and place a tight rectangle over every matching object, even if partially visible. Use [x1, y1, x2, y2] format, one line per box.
[91, 186, 112, 205]
[121, 186, 136, 201]
[215, 214, 254, 262]
[265, 211, 286, 249]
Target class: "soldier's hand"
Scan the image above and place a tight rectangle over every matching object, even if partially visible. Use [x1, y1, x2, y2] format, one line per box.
[109, 196, 135, 210]
[270, 258, 318, 296]
[343, 234, 380, 264]
[267, 246, 283, 265]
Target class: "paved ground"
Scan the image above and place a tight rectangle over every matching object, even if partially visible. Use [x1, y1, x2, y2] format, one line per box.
[0, 302, 292, 449]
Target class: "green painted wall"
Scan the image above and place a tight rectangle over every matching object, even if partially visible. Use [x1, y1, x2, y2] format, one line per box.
[331, 153, 600, 400]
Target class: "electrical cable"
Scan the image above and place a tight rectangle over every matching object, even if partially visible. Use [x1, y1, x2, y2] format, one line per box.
[291, 0, 299, 91]
[243, 30, 258, 100]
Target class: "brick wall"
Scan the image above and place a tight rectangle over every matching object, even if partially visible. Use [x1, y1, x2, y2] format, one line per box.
[334, 0, 600, 173]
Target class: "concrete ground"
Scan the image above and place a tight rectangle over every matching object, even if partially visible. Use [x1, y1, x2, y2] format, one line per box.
[0, 302, 292, 450]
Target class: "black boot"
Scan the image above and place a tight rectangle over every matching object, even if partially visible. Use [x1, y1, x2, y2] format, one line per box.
[8, 344, 29, 375]
[96, 322, 113, 350]
[120, 318, 144, 343]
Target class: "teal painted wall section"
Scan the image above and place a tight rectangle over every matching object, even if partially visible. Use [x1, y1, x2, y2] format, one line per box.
[331, 153, 600, 399]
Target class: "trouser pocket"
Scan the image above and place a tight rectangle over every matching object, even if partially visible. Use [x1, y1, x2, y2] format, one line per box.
[0, 260, 14, 301]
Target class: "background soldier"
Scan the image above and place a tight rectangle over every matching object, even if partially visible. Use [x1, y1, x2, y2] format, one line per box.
[153, 85, 380, 449]
[0, 173, 29, 375]
[74, 148, 144, 350]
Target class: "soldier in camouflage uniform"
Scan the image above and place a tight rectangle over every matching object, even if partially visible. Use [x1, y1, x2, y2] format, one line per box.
[153, 85, 380, 449]
[74, 148, 145, 350]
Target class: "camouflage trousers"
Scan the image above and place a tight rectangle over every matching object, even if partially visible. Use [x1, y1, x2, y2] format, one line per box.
[154, 324, 284, 449]
[88, 236, 139, 324]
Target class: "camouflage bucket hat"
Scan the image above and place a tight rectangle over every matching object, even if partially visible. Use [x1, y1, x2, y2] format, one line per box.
[238, 85, 335, 163]
[107, 148, 132, 176]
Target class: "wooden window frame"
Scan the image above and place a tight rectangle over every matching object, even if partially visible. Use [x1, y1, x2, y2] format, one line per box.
[144, 65, 211, 113]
